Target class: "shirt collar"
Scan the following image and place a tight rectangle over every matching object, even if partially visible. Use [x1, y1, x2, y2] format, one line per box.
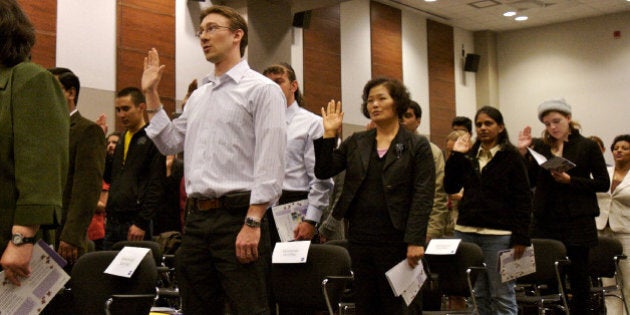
[201, 59, 250, 86]
[476, 144, 501, 159]
[69, 108, 78, 117]
[285, 101, 299, 124]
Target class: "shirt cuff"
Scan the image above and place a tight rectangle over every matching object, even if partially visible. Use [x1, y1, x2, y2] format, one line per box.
[304, 205, 323, 223]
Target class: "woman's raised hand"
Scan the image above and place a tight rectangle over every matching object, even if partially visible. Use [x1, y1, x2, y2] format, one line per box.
[321, 99, 343, 138]
[453, 133, 472, 154]
[517, 126, 532, 155]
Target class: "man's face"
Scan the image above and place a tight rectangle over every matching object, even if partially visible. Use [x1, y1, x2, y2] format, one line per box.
[265, 71, 296, 106]
[198, 13, 239, 63]
[401, 108, 421, 132]
[115, 95, 144, 131]
[106, 135, 119, 156]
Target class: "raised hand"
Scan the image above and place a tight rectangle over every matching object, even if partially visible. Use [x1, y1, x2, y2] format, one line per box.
[517, 126, 532, 155]
[142, 48, 165, 94]
[453, 133, 472, 153]
[321, 99, 343, 138]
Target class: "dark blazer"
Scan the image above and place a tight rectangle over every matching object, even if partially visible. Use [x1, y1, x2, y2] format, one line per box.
[314, 127, 435, 246]
[58, 112, 105, 253]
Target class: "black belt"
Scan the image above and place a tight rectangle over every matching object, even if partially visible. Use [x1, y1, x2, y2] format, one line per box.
[189, 191, 251, 211]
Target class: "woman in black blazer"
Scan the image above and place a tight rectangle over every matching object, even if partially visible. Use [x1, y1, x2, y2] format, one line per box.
[518, 98, 609, 313]
[314, 78, 435, 314]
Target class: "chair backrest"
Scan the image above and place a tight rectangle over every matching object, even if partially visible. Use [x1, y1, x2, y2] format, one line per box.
[71, 251, 157, 315]
[111, 240, 163, 266]
[518, 238, 567, 286]
[589, 236, 623, 278]
[425, 241, 485, 297]
[272, 244, 352, 310]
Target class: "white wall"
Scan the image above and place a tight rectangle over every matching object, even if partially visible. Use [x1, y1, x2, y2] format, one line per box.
[402, 9, 429, 135]
[498, 12, 630, 164]
[453, 28, 477, 123]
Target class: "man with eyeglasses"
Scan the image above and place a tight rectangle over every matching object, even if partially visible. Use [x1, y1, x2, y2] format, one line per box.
[141, 5, 286, 315]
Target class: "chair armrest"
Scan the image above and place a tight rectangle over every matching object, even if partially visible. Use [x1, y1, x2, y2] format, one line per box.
[322, 273, 354, 315]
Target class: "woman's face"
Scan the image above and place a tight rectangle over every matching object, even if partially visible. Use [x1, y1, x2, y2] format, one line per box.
[366, 84, 397, 124]
[475, 113, 503, 147]
[542, 111, 571, 141]
[612, 140, 630, 166]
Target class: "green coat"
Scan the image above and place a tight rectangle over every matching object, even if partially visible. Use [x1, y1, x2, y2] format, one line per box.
[0, 62, 69, 254]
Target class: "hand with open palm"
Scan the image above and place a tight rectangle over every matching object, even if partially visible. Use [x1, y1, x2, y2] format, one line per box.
[321, 99, 343, 138]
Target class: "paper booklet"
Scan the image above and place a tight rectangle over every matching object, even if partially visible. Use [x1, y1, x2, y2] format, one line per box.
[385, 259, 427, 306]
[271, 199, 309, 243]
[0, 240, 70, 315]
[498, 245, 536, 283]
[527, 147, 576, 172]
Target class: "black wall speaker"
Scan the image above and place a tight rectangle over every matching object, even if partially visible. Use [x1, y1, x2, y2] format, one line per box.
[292, 11, 312, 29]
[464, 53, 481, 72]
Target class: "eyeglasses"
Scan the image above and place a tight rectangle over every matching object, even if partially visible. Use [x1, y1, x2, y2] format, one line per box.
[195, 25, 234, 37]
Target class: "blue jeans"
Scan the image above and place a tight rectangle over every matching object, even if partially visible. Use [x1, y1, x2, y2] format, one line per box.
[454, 231, 517, 315]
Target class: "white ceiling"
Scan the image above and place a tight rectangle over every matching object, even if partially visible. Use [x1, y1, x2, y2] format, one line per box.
[381, 0, 630, 32]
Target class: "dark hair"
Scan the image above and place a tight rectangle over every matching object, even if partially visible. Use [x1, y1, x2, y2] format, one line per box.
[611, 135, 630, 152]
[200, 5, 248, 57]
[0, 0, 35, 67]
[361, 77, 410, 120]
[588, 136, 605, 152]
[49, 67, 81, 105]
[452, 116, 472, 133]
[470, 106, 514, 152]
[408, 100, 422, 119]
[107, 131, 122, 140]
[116, 87, 146, 106]
[262, 62, 305, 107]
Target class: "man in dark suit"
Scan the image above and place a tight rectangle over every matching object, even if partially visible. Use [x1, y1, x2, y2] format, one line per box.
[48, 68, 106, 265]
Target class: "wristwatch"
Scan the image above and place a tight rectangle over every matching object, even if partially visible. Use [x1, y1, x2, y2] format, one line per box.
[244, 217, 261, 228]
[11, 233, 36, 246]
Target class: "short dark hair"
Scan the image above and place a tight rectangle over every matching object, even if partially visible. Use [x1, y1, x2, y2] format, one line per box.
[262, 62, 305, 107]
[116, 87, 145, 106]
[611, 135, 630, 152]
[361, 77, 410, 120]
[452, 116, 472, 133]
[200, 5, 248, 57]
[408, 100, 422, 119]
[0, 0, 35, 67]
[49, 67, 81, 105]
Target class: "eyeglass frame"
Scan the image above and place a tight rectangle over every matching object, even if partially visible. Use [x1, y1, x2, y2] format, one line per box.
[195, 24, 236, 37]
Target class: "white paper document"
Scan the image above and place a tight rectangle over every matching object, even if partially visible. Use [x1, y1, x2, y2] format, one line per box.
[498, 245, 536, 283]
[272, 241, 311, 264]
[271, 199, 309, 242]
[104, 246, 152, 278]
[0, 240, 70, 315]
[425, 238, 462, 255]
[385, 259, 427, 306]
[527, 147, 576, 172]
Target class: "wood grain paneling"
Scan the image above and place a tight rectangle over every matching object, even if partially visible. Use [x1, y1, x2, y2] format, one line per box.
[18, 0, 57, 68]
[427, 19, 455, 147]
[370, 1, 402, 81]
[303, 5, 341, 116]
[117, 1, 175, 130]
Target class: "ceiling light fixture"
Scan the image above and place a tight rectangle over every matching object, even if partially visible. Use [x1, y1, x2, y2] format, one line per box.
[515, 16, 528, 21]
[503, 11, 517, 17]
[425, 0, 437, 2]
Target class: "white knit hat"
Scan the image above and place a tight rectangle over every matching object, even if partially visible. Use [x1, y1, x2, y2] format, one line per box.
[537, 98, 571, 121]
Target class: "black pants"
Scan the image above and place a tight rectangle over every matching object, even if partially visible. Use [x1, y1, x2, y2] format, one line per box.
[176, 203, 271, 315]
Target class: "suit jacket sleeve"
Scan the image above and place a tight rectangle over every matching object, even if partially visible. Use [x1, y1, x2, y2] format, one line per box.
[60, 122, 106, 247]
[314, 137, 347, 179]
[406, 137, 436, 246]
[134, 143, 166, 232]
[12, 67, 69, 226]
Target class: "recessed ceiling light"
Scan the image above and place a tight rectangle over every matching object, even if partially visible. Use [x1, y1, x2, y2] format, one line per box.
[503, 11, 517, 17]
[425, 0, 437, 2]
[515, 16, 528, 21]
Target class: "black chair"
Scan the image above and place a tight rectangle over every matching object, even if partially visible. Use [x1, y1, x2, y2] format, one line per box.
[71, 251, 157, 315]
[272, 243, 353, 314]
[516, 238, 570, 315]
[423, 241, 486, 314]
[589, 236, 629, 314]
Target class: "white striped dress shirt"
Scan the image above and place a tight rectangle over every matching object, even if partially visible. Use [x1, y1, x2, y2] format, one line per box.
[146, 60, 287, 205]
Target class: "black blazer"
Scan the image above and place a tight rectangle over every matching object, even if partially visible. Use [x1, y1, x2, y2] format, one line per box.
[314, 127, 435, 246]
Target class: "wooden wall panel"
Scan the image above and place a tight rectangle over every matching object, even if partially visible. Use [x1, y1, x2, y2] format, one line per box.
[18, 0, 57, 68]
[117, 1, 175, 130]
[427, 19, 455, 147]
[303, 5, 341, 116]
[370, 1, 402, 81]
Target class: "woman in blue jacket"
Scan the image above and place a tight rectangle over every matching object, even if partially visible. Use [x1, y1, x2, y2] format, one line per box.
[444, 106, 532, 315]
